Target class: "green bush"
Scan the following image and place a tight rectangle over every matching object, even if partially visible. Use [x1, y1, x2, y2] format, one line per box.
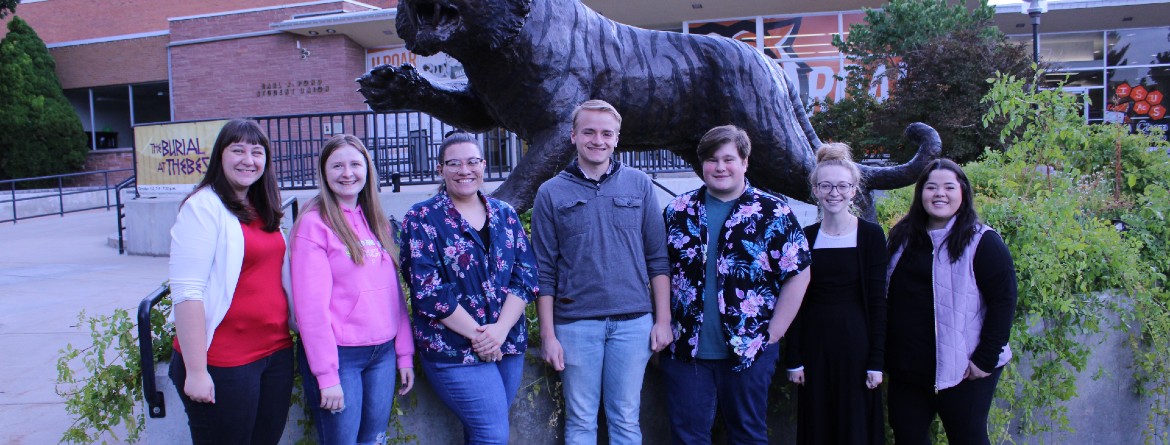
[877, 72, 1170, 442]
[815, 0, 1038, 163]
[0, 16, 88, 180]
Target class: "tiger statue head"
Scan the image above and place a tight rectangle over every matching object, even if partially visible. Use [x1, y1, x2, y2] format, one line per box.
[395, 0, 532, 56]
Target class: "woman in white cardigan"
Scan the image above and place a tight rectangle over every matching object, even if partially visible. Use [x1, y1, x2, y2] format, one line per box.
[168, 119, 294, 445]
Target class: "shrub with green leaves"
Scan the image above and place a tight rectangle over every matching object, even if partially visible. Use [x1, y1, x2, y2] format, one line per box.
[0, 16, 88, 180]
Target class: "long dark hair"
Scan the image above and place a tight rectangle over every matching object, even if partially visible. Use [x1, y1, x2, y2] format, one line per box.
[189, 119, 283, 232]
[887, 159, 979, 263]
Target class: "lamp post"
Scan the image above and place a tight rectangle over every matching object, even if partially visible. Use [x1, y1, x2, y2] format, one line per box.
[1024, 0, 1047, 65]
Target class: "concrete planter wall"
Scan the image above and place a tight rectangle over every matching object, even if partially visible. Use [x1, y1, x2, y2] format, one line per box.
[143, 326, 1161, 445]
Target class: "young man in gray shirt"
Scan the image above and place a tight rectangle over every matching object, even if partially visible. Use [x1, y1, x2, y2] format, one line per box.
[531, 99, 672, 445]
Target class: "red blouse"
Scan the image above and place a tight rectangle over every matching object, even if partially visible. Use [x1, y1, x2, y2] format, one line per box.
[176, 218, 292, 367]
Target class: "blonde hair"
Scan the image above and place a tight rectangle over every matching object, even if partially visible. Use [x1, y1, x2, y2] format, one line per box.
[571, 99, 622, 130]
[294, 134, 399, 266]
[809, 142, 862, 191]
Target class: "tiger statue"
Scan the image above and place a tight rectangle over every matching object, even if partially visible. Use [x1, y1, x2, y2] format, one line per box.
[358, 0, 940, 212]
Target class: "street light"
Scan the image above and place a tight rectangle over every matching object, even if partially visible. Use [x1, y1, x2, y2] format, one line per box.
[1023, 0, 1048, 65]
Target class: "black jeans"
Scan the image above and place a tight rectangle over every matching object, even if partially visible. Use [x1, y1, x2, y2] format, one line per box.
[169, 347, 294, 445]
[888, 366, 1003, 445]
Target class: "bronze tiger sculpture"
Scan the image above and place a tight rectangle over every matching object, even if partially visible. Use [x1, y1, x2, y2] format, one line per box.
[358, 0, 940, 212]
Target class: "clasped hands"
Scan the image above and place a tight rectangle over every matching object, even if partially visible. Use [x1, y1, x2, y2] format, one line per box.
[471, 322, 508, 362]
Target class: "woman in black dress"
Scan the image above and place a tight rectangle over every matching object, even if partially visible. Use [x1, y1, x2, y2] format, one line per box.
[786, 142, 887, 444]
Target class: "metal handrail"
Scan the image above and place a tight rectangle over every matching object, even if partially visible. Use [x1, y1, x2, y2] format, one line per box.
[0, 168, 134, 223]
[115, 176, 137, 255]
[137, 284, 171, 418]
[282, 196, 299, 221]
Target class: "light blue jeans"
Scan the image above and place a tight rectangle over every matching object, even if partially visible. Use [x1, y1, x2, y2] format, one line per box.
[421, 354, 524, 444]
[298, 341, 398, 445]
[555, 314, 653, 445]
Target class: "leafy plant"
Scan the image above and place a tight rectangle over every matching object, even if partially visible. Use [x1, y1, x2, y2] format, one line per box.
[0, 16, 88, 180]
[813, 0, 1038, 163]
[55, 295, 173, 444]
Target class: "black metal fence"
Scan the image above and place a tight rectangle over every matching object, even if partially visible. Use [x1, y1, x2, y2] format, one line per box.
[0, 168, 134, 223]
[251, 111, 691, 190]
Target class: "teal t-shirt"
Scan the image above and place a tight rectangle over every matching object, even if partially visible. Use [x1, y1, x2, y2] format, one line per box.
[695, 191, 736, 359]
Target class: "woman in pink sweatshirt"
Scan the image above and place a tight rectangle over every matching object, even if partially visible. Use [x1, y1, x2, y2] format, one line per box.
[291, 134, 415, 444]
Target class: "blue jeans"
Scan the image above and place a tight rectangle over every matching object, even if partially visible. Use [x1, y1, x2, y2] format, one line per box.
[297, 341, 399, 445]
[659, 345, 780, 445]
[421, 353, 524, 444]
[169, 347, 294, 445]
[555, 314, 653, 445]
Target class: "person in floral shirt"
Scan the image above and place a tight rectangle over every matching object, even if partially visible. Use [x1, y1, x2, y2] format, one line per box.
[660, 125, 812, 444]
[400, 132, 539, 443]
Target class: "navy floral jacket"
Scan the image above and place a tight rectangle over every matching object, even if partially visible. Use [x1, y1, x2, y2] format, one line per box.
[400, 191, 539, 364]
[664, 184, 812, 371]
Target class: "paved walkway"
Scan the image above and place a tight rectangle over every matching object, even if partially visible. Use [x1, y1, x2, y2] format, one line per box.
[0, 208, 169, 445]
[0, 176, 818, 445]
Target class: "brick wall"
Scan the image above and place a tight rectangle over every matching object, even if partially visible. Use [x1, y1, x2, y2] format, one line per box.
[172, 33, 370, 121]
[1, 0, 394, 44]
[67, 149, 135, 187]
[170, 3, 353, 42]
[50, 36, 170, 89]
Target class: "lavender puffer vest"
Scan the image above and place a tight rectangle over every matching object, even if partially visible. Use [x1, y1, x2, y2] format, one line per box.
[887, 218, 1012, 391]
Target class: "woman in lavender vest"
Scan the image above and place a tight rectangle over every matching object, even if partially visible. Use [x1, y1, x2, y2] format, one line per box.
[885, 159, 1018, 445]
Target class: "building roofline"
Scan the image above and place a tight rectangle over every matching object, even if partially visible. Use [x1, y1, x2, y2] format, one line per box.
[46, 30, 171, 49]
[168, 0, 383, 22]
[994, 0, 1170, 14]
[270, 8, 397, 30]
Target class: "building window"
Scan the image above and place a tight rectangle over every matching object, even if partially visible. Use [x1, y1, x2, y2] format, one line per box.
[64, 82, 171, 150]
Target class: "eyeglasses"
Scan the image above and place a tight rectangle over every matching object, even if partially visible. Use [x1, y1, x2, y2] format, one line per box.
[442, 157, 484, 170]
[816, 182, 854, 194]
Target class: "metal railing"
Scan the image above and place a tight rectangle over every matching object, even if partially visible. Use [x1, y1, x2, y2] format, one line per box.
[250, 111, 691, 191]
[137, 284, 170, 419]
[116, 176, 137, 254]
[0, 168, 134, 223]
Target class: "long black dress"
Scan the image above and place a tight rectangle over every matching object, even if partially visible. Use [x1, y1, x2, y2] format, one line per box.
[787, 221, 887, 445]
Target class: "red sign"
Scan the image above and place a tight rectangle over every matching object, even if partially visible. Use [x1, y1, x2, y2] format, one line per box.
[1116, 83, 1132, 98]
[1151, 105, 1167, 121]
[1134, 101, 1152, 115]
[1132, 86, 1149, 101]
[1148, 90, 1164, 106]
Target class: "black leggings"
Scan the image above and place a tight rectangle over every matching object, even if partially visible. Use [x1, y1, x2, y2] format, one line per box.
[888, 366, 1003, 445]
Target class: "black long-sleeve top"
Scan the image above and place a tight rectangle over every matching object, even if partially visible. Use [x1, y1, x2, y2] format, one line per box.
[886, 230, 1018, 384]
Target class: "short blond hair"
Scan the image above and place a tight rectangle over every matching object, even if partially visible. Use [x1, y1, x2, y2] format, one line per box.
[571, 99, 622, 130]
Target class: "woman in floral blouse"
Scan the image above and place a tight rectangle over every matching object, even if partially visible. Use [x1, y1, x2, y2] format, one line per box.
[400, 131, 539, 444]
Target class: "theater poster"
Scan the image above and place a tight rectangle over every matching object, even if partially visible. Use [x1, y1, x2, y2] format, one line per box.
[134, 119, 229, 196]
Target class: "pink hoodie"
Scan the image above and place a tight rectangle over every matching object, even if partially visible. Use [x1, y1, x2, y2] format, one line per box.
[291, 204, 414, 389]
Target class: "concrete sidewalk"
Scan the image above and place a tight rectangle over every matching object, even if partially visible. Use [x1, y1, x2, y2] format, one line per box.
[0, 208, 170, 444]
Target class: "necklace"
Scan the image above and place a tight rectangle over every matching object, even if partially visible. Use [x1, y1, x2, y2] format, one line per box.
[821, 216, 857, 236]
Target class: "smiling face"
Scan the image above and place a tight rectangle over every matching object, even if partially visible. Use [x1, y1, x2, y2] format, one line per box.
[221, 141, 266, 200]
[571, 109, 620, 175]
[921, 168, 963, 229]
[813, 165, 857, 216]
[439, 142, 484, 201]
[324, 145, 367, 208]
[702, 142, 748, 201]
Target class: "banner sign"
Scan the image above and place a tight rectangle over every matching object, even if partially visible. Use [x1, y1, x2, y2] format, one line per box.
[134, 119, 229, 195]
